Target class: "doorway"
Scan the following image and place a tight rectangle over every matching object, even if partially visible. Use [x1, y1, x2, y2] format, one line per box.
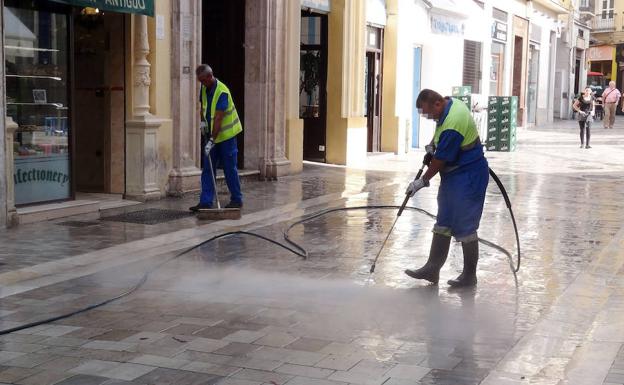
[300, 11, 328, 162]
[73, 9, 125, 194]
[365, 26, 383, 153]
[527, 43, 539, 125]
[202, 0, 245, 166]
[574, 54, 581, 97]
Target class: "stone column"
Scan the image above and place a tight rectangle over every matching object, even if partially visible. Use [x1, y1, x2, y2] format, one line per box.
[245, 0, 291, 180]
[4, 117, 18, 227]
[168, 0, 202, 196]
[285, 0, 304, 174]
[126, 14, 162, 201]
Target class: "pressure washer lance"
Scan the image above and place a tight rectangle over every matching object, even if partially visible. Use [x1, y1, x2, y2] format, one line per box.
[369, 161, 428, 273]
[368, 158, 521, 275]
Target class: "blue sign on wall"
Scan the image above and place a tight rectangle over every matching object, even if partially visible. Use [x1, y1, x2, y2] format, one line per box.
[430, 13, 465, 36]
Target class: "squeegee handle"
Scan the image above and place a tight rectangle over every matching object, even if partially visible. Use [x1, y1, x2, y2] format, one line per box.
[397, 167, 425, 217]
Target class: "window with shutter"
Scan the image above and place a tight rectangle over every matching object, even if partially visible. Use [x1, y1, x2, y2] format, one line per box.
[463, 40, 482, 94]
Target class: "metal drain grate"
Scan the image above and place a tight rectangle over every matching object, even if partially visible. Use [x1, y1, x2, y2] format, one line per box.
[58, 221, 101, 228]
[100, 208, 193, 225]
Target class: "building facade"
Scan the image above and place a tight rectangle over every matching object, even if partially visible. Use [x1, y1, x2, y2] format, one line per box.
[587, 0, 624, 97]
[0, 0, 586, 227]
[554, 0, 591, 119]
[0, 0, 374, 226]
[380, 0, 571, 154]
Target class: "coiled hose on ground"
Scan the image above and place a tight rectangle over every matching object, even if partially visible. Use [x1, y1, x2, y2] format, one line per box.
[0, 199, 520, 336]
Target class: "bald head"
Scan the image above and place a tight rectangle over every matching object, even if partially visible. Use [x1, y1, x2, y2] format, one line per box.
[196, 64, 213, 77]
[609, 80, 616, 88]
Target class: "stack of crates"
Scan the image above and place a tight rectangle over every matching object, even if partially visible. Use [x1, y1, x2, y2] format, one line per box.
[452, 86, 472, 110]
[486, 96, 518, 152]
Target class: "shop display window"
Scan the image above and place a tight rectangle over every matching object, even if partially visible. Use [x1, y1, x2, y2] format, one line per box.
[4, 0, 71, 205]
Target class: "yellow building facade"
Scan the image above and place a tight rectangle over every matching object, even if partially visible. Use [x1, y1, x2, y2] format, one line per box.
[588, 0, 624, 88]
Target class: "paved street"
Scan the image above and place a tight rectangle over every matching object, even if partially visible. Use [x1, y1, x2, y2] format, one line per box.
[1, 120, 624, 385]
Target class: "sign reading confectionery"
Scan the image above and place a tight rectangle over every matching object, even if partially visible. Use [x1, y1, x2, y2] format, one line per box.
[49, 0, 154, 17]
[14, 154, 70, 205]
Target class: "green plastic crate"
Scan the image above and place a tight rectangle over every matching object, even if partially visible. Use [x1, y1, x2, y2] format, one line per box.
[486, 141, 499, 151]
[498, 140, 517, 152]
[457, 95, 471, 109]
[452, 86, 472, 96]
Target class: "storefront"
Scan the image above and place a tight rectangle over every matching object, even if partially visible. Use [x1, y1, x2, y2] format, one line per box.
[3, 0, 154, 208]
[364, 0, 386, 153]
[588, 45, 615, 82]
[5, 0, 71, 205]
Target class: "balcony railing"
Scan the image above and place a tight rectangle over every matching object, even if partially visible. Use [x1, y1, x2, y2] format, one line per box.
[593, 15, 615, 31]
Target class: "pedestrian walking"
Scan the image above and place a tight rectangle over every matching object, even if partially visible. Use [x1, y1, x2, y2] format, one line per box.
[404, 89, 489, 288]
[602, 80, 620, 129]
[189, 64, 244, 212]
[573, 87, 595, 149]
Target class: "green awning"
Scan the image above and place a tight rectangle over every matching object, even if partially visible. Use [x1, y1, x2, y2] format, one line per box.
[50, 0, 154, 17]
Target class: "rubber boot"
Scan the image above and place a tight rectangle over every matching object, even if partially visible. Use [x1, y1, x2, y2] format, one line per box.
[448, 240, 478, 288]
[404, 233, 451, 284]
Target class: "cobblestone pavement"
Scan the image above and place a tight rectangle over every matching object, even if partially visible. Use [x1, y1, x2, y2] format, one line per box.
[0, 120, 624, 384]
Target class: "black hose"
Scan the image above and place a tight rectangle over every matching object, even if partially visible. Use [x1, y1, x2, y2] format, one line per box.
[0, 231, 301, 336]
[488, 168, 521, 273]
[0, 200, 519, 335]
[283, 205, 519, 276]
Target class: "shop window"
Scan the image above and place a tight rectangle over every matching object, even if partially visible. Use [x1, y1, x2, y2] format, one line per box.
[463, 40, 482, 94]
[4, 1, 71, 205]
[301, 15, 321, 45]
[300, 15, 323, 119]
[490, 42, 505, 96]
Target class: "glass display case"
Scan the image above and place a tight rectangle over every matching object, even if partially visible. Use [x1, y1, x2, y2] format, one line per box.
[4, 1, 71, 205]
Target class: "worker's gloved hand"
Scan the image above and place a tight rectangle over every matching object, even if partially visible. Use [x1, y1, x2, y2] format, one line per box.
[405, 178, 430, 197]
[199, 121, 208, 131]
[423, 144, 435, 165]
[579, 111, 587, 117]
[204, 138, 214, 156]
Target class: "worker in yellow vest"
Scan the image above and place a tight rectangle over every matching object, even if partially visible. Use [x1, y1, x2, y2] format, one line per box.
[189, 64, 243, 212]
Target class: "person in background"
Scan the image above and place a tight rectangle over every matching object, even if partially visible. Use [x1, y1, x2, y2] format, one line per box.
[573, 87, 595, 149]
[602, 80, 620, 129]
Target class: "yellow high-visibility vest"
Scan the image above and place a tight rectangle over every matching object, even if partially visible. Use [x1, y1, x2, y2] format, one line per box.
[200, 80, 243, 143]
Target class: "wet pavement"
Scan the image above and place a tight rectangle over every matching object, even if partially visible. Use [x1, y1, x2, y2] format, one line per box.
[0, 120, 624, 384]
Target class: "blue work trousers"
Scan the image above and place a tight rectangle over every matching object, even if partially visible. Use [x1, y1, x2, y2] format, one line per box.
[435, 157, 489, 240]
[200, 136, 243, 206]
